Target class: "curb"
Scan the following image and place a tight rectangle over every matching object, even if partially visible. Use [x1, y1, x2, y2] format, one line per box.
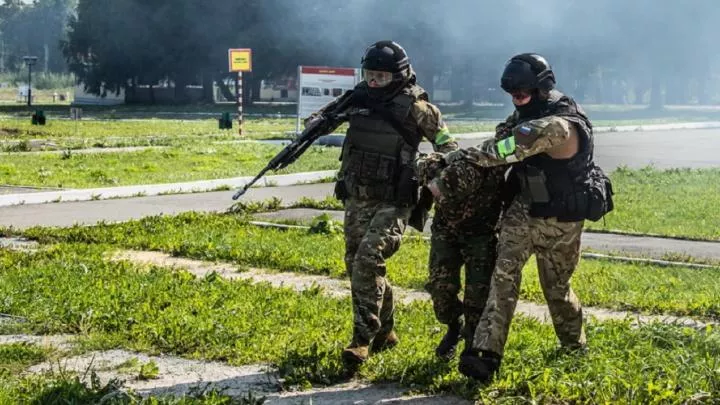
[0, 170, 337, 207]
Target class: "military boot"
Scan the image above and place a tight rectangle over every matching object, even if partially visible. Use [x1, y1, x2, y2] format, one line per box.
[342, 339, 370, 370]
[458, 349, 502, 383]
[371, 330, 399, 353]
[435, 319, 464, 361]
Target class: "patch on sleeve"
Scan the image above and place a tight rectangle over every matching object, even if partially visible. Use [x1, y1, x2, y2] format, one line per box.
[495, 136, 516, 158]
[518, 126, 532, 136]
[434, 125, 453, 145]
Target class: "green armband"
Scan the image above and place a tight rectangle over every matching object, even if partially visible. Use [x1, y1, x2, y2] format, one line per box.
[434, 126, 453, 145]
[495, 136, 516, 158]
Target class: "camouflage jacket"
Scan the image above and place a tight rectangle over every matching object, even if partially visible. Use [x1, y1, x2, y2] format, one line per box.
[432, 159, 507, 237]
[418, 151, 506, 237]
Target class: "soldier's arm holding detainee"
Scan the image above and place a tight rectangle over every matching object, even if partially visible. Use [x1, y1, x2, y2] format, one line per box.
[428, 116, 575, 198]
[457, 116, 575, 167]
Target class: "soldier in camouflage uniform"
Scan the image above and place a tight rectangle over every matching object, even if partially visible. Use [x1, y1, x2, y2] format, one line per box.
[309, 41, 458, 370]
[417, 147, 507, 361]
[429, 54, 612, 382]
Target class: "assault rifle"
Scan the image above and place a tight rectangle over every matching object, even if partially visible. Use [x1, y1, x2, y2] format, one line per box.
[232, 90, 355, 200]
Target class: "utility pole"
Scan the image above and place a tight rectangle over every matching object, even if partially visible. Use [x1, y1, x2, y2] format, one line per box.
[23, 56, 38, 107]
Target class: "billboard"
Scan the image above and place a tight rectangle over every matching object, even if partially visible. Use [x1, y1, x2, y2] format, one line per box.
[296, 66, 360, 134]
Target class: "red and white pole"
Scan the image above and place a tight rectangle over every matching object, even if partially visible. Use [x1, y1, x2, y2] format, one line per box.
[237, 71, 243, 136]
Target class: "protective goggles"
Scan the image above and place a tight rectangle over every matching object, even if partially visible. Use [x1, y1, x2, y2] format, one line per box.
[362, 69, 394, 88]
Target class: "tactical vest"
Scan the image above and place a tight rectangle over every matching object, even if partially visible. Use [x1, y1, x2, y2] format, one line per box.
[513, 91, 598, 222]
[338, 84, 426, 203]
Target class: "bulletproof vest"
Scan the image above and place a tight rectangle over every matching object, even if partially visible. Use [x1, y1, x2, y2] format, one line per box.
[339, 84, 426, 202]
[513, 90, 596, 221]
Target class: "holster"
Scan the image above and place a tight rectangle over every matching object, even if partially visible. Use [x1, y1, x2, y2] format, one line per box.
[395, 165, 418, 206]
[334, 179, 348, 203]
[408, 186, 433, 232]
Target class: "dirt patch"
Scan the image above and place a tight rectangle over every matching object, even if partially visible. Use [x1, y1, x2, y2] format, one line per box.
[0, 237, 41, 250]
[23, 345, 469, 403]
[29, 349, 279, 397]
[112, 250, 352, 301]
[0, 334, 76, 350]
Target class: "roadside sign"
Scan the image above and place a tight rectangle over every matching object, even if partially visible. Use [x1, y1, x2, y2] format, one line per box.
[228, 48, 252, 72]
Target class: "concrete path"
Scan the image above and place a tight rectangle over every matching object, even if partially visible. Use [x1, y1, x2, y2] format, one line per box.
[0, 171, 335, 207]
[2, 334, 469, 404]
[0, 184, 332, 229]
[117, 251, 714, 329]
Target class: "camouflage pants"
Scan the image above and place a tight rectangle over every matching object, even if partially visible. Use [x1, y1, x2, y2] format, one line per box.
[426, 230, 496, 343]
[344, 198, 412, 346]
[473, 198, 586, 356]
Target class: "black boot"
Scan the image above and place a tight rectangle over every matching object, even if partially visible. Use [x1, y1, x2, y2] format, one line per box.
[435, 319, 464, 361]
[458, 349, 502, 382]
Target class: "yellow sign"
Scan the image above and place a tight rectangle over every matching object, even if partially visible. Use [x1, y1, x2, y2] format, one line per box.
[228, 48, 252, 72]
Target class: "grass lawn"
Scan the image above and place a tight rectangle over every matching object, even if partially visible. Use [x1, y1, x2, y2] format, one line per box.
[0, 244, 718, 402]
[587, 167, 720, 240]
[16, 212, 720, 319]
[0, 143, 340, 188]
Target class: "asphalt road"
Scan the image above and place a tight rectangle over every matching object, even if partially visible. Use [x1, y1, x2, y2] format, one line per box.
[0, 128, 718, 231]
[449, 128, 720, 169]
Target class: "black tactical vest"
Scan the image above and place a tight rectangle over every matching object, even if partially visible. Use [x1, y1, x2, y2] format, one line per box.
[513, 91, 596, 222]
[338, 84, 426, 203]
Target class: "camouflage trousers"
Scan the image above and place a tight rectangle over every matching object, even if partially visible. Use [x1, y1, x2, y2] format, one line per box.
[426, 229, 496, 343]
[344, 198, 412, 346]
[472, 198, 586, 356]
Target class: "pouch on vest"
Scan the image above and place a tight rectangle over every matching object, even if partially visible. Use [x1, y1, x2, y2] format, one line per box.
[334, 179, 348, 203]
[408, 186, 433, 231]
[396, 165, 419, 206]
[585, 164, 614, 221]
[524, 166, 550, 203]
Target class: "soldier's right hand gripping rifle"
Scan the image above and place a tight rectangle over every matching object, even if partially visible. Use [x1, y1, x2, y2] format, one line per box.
[232, 90, 356, 200]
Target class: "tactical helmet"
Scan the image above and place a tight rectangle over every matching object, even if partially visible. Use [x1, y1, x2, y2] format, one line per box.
[500, 53, 556, 93]
[361, 40, 410, 73]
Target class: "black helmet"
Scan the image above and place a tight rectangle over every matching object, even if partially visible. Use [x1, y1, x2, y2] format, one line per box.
[501, 53, 556, 93]
[361, 40, 410, 73]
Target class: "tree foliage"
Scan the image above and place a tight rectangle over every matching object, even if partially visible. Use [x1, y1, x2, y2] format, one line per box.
[60, 0, 720, 105]
[0, 0, 75, 73]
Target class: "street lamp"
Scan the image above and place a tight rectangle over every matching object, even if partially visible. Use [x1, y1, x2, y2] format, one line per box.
[22, 56, 38, 107]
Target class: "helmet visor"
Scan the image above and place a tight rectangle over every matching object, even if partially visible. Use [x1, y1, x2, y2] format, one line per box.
[363, 69, 393, 88]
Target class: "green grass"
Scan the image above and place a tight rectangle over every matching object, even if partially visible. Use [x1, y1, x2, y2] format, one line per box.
[0, 116, 296, 145]
[588, 167, 720, 240]
[0, 113, 711, 152]
[16, 212, 720, 319]
[0, 343, 49, 375]
[0, 102, 297, 117]
[0, 143, 339, 188]
[0, 244, 718, 402]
